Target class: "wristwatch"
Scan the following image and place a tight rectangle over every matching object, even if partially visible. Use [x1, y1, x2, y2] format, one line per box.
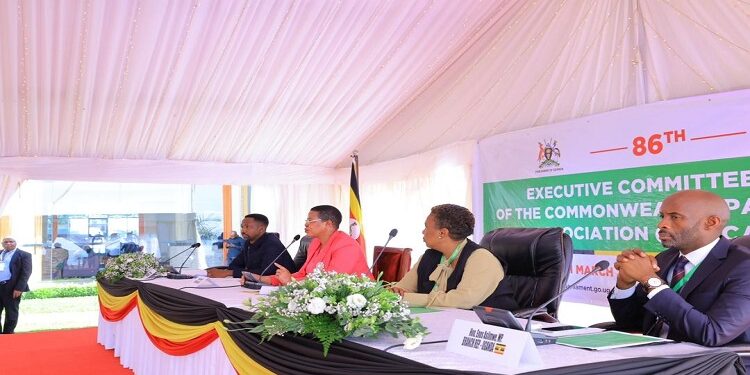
[643, 277, 665, 292]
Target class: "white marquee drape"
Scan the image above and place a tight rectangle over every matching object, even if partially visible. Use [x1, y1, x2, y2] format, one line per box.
[0, 175, 23, 216]
[2, 1, 748, 181]
[356, 141, 475, 264]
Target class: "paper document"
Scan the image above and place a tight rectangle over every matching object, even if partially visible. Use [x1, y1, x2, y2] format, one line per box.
[409, 307, 440, 314]
[556, 331, 671, 350]
[534, 325, 605, 337]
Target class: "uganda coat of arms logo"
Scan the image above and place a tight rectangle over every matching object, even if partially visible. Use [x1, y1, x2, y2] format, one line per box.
[537, 139, 561, 168]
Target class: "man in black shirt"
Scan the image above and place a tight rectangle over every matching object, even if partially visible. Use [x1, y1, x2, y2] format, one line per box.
[207, 214, 294, 278]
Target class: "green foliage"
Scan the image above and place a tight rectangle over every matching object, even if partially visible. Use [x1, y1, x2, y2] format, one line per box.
[233, 264, 428, 356]
[24, 286, 98, 300]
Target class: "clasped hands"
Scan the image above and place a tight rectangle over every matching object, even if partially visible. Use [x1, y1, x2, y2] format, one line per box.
[614, 249, 661, 290]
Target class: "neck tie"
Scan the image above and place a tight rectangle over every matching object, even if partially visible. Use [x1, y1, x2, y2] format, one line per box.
[670, 255, 690, 288]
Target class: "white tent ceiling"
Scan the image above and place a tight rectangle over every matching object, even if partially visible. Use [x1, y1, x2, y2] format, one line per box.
[1, 0, 749, 184]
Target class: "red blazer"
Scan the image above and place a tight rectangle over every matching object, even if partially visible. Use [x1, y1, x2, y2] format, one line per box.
[270, 231, 373, 285]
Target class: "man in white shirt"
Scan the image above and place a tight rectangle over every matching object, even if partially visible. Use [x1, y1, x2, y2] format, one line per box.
[609, 190, 750, 346]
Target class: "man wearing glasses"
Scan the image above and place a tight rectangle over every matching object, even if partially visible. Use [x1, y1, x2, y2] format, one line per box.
[0, 237, 32, 334]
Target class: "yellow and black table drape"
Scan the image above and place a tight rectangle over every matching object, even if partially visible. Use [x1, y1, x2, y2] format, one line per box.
[98, 279, 743, 375]
[97, 279, 457, 375]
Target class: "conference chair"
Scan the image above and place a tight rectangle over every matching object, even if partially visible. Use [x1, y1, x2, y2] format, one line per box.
[292, 236, 312, 273]
[479, 227, 573, 320]
[372, 246, 412, 283]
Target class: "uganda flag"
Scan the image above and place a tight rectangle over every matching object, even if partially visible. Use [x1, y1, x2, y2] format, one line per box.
[349, 153, 366, 254]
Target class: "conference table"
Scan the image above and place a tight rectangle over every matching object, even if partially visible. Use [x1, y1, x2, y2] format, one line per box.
[97, 276, 745, 375]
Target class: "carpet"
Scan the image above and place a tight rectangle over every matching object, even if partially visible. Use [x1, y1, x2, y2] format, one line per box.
[0, 327, 133, 374]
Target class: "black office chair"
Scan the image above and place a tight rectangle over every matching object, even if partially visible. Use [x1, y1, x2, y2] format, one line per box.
[292, 236, 312, 272]
[479, 227, 573, 320]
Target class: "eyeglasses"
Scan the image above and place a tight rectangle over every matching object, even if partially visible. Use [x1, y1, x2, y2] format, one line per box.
[304, 219, 323, 224]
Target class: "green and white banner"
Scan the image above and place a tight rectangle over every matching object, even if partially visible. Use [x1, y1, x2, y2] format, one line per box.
[474, 90, 750, 305]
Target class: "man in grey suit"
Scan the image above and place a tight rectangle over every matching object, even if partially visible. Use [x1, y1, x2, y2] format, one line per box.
[0, 237, 32, 334]
[609, 190, 750, 346]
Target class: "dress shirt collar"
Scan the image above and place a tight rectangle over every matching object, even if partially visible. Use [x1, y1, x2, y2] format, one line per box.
[680, 237, 719, 266]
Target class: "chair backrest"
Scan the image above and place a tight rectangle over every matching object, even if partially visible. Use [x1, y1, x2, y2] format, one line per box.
[292, 235, 312, 272]
[733, 235, 750, 249]
[479, 227, 573, 318]
[372, 246, 412, 283]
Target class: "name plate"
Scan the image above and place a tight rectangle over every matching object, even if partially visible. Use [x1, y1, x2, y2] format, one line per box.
[192, 275, 219, 288]
[446, 319, 542, 368]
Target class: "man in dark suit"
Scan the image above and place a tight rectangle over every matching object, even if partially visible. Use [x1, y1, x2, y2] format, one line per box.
[609, 190, 750, 346]
[0, 237, 32, 334]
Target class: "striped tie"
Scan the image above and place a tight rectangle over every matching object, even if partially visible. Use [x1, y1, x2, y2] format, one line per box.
[670, 256, 689, 288]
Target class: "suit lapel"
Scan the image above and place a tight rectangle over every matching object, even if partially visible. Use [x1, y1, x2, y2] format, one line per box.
[679, 238, 730, 297]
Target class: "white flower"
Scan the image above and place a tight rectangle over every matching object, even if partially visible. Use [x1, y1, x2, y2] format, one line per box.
[403, 335, 423, 350]
[288, 301, 299, 311]
[346, 293, 367, 309]
[307, 297, 326, 314]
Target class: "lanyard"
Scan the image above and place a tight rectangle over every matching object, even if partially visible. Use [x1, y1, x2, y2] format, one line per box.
[672, 261, 701, 292]
[0, 250, 7, 261]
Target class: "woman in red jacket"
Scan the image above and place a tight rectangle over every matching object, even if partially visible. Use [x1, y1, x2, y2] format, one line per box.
[253, 205, 373, 286]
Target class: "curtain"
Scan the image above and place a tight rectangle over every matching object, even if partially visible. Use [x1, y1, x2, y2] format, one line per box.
[356, 142, 475, 265]
[0, 175, 23, 216]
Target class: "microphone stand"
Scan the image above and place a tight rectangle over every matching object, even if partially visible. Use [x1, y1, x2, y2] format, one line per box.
[523, 261, 609, 332]
[167, 244, 202, 279]
[243, 235, 301, 289]
[370, 229, 398, 277]
[161, 243, 200, 265]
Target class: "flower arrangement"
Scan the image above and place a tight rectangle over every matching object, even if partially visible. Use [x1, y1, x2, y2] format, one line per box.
[98, 252, 162, 282]
[234, 264, 428, 356]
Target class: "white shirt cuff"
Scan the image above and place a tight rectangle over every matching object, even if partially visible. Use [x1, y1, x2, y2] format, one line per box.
[610, 285, 636, 299]
[646, 284, 669, 299]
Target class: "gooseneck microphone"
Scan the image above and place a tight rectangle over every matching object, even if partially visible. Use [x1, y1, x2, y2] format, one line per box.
[370, 229, 398, 276]
[243, 234, 301, 289]
[523, 260, 610, 332]
[167, 243, 202, 279]
[162, 242, 201, 264]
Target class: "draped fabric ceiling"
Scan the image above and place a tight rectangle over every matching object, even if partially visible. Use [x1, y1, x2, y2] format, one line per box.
[1, 0, 749, 186]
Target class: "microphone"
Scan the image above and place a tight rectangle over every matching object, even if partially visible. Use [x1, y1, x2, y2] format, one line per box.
[162, 243, 201, 264]
[370, 229, 398, 276]
[167, 243, 202, 279]
[243, 235, 301, 289]
[523, 260, 609, 332]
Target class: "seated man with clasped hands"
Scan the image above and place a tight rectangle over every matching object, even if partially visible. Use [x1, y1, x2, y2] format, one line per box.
[609, 190, 750, 346]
